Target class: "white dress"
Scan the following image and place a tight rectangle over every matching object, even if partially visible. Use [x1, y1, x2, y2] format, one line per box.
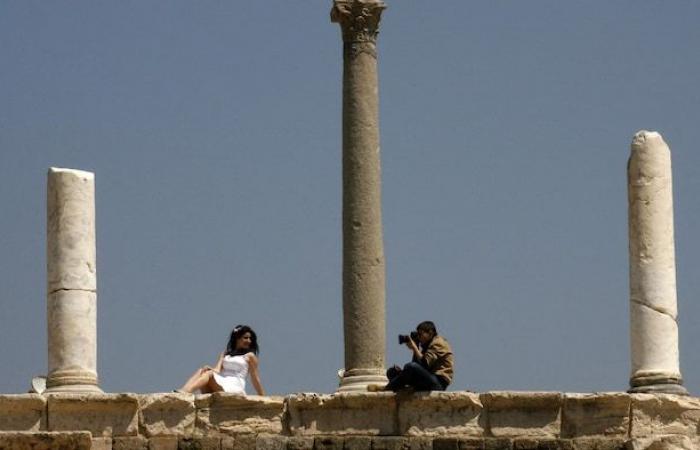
[213, 354, 249, 394]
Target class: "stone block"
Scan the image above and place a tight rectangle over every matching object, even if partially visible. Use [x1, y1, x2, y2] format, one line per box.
[398, 391, 484, 436]
[561, 394, 631, 438]
[288, 437, 315, 450]
[560, 438, 627, 450]
[149, 436, 179, 450]
[625, 435, 698, 450]
[195, 394, 284, 435]
[0, 431, 92, 449]
[139, 393, 196, 437]
[93, 437, 114, 450]
[372, 437, 409, 450]
[47, 393, 139, 437]
[344, 437, 372, 450]
[220, 434, 255, 450]
[483, 439, 513, 450]
[482, 392, 562, 438]
[408, 437, 432, 450]
[629, 394, 700, 437]
[432, 438, 459, 450]
[257, 435, 288, 450]
[178, 437, 221, 450]
[287, 393, 398, 436]
[113, 436, 149, 450]
[314, 437, 345, 450]
[0, 395, 46, 431]
[512, 439, 558, 450]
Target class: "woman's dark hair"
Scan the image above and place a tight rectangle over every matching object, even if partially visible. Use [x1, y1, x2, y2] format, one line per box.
[225, 325, 259, 356]
[416, 321, 437, 336]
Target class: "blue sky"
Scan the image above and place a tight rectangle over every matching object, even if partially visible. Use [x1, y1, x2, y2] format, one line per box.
[1, 1, 699, 395]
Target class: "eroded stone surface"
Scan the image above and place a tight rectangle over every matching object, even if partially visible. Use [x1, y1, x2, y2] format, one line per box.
[287, 393, 397, 435]
[0, 395, 46, 431]
[481, 392, 562, 438]
[626, 434, 699, 450]
[195, 393, 284, 435]
[630, 394, 700, 437]
[47, 393, 139, 437]
[138, 393, 195, 437]
[397, 391, 483, 436]
[561, 393, 631, 438]
[0, 431, 92, 450]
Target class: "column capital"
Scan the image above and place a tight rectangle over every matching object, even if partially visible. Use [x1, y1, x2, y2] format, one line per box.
[331, 0, 386, 44]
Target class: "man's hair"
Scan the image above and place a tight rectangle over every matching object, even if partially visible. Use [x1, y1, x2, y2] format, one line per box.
[416, 321, 437, 335]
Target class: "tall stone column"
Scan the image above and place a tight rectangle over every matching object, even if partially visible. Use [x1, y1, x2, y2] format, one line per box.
[627, 131, 687, 395]
[45, 168, 102, 393]
[332, 0, 388, 392]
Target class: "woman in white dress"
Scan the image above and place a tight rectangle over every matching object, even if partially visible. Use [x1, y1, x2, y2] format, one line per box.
[178, 325, 265, 395]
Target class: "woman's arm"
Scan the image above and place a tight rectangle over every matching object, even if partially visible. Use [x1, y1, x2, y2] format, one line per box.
[214, 352, 224, 373]
[247, 354, 265, 395]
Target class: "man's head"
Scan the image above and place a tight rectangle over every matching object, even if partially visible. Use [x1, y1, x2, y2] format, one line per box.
[416, 321, 437, 345]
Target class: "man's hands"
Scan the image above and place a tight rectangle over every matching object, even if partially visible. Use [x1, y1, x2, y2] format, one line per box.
[405, 337, 422, 360]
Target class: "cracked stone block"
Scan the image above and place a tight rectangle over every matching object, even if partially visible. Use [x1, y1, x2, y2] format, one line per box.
[195, 394, 284, 435]
[560, 437, 627, 450]
[257, 435, 288, 450]
[344, 437, 372, 450]
[0, 395, 46, 431]
[139, 393, 195, 437]
[0, 431, 92, 449]
[113, 436, 149, 450]
[178, 436, 221, 450]
[630, 394, 700, 437]
[371, 437, 409, 450]
[287, 393, 397, 436]
[625, 435, 698, 450]
[148, 436, 179, 450]
[314, 437, 345, 450]
[482, 392, 562, 438]
[398, 391, 484, 436]
[47, 393, 139, 437]
[512, 439, 558, 450]
[561, 394, 631, 438]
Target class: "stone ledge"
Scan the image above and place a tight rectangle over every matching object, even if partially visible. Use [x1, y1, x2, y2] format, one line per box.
[0, 394, 46, 432]
[0, 391, 697, 443]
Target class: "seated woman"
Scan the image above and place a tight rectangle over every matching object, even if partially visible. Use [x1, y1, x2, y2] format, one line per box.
[178, 325, 265, 395]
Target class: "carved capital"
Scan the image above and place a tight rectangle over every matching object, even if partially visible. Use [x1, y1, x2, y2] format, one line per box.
[331, 0, 386, 44]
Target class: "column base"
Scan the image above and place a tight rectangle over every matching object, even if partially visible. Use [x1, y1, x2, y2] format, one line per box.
[337, 368, 387, 393]
[45, 369, 103, 394]
[629, 373, 688, 395]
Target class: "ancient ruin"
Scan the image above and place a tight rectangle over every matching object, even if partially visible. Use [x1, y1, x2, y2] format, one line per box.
[1, 1, 699, 449]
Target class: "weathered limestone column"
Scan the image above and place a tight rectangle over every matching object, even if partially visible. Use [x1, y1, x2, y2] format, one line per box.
[45, 167, 102, 393]
[627, 131, 687, 395]
[332, 0, 388, 391]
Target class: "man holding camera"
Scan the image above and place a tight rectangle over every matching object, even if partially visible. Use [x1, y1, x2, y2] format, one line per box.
[369, 321, 453, 392]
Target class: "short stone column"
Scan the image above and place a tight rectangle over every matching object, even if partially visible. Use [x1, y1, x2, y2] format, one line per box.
[332, 0, 388, 391]
[45, 167, 102, 393]
[627, 131, 687, 395]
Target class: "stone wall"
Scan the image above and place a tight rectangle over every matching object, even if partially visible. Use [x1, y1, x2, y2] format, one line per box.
[1, 391, 699, 449]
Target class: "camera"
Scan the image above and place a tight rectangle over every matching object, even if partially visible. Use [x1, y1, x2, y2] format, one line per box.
[398, 331, 419, 345]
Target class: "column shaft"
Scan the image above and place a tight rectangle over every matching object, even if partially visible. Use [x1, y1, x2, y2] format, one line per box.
[627, 131, 687, 395]
[332, 0, 387, 391]
[45, 167, 102, 393]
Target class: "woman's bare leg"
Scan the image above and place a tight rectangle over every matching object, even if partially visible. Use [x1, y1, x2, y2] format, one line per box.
[180, 367, 213, 393]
